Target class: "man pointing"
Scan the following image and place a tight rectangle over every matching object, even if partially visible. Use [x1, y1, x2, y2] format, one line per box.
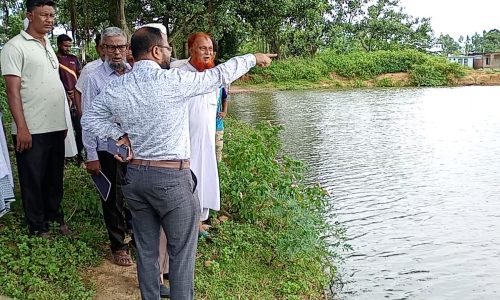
[82, 25, 275, 299]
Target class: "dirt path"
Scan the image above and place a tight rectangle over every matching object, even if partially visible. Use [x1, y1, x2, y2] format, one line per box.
[86, 258, 141, 300]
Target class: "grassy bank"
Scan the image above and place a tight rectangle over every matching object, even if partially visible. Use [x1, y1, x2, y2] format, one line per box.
[238, 49, 468, 90]
[0, 76, 344, 299]
[196, 119, 344, 298]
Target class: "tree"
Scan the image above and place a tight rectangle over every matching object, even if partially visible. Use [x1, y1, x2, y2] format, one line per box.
[437, 34, 460, 55]
[0, 0, 23, 44]
[482, 29, 500, 52]
[109, 0, 130, 36]
[327, 0, 434, 52]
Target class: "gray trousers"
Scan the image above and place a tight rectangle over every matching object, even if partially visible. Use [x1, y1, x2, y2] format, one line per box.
[123, 165, 200, 300]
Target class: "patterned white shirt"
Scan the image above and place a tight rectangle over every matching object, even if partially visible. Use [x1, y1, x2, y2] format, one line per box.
[81, 54, 256, 160]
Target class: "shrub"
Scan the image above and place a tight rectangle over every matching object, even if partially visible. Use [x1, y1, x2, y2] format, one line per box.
[244, 49, 464, 87]
[195, 119, 346, 298]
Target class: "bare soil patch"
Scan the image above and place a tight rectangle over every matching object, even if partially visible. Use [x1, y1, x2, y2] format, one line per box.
[86, 258, 141, 300]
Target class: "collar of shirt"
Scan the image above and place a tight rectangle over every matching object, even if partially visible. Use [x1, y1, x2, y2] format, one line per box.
[20, 30, 49, 44]
[185, 61, 197, 72]
[102, 60, 132, 76]
[132, 60, 162, 71]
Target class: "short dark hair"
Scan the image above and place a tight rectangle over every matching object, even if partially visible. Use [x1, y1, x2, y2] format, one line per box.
[131, 27, 164, 60]
[57, 34, 72, 45]
[26, 0, 56, 12]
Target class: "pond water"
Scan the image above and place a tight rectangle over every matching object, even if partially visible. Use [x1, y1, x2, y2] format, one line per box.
[230, 86, 500, 300]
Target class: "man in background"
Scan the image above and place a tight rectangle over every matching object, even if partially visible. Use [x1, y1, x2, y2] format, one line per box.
[81, 27, 133, 266]
[172, 32, 221, 231]
[56, 33, 83, 164]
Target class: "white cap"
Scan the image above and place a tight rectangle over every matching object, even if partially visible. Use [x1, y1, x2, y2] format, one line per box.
[141, 23, 167, 35]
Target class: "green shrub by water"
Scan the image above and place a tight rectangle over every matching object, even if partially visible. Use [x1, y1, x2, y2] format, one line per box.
[248, 49, 467, 87]
[195, 119, 346, 299]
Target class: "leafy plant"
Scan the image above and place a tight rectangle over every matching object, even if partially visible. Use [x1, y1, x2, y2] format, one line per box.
[195, 119, 347, 299]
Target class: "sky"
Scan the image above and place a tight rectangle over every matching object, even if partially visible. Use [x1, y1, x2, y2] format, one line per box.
[399, 0, 500, 39]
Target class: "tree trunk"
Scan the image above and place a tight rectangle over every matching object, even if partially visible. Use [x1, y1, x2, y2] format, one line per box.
[109, 0, 130, 38]
[68, 0, 77, 43]
[2, 0, 9, 29]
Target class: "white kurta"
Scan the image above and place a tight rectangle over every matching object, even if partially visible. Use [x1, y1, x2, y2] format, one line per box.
[175, 62, 220, 221]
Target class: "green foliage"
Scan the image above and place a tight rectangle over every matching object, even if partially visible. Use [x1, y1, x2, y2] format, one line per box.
[245, 49, 464, 87]
[0, 164, 106, 300]
[410, 56, 467, 86]
[195, 119, 345, 298]
[327, 0, 434, 52]
[374, 77, 395, 87]
[437, 34, 461, 55]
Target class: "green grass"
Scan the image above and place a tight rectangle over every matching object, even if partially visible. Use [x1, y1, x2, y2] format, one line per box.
[194, 119, 346, 299]
[0, 165, 105, 300]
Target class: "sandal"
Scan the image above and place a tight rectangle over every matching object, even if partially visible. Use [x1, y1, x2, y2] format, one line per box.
[112, 250, 134, 267]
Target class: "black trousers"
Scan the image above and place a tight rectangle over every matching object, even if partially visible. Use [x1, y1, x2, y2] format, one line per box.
[71, 112, 84, 160]
[97, 151, 129, 252]
[13, 130, 66, 234]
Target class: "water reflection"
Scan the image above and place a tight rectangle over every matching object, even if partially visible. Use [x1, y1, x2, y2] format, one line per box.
[230, 86, 500, 300]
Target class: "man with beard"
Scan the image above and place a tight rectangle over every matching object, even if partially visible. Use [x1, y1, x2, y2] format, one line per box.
[171, 32, 220, 235]
[81, 26, 133, 267]
[81, 25, 274, 300]
[1, 0, 68, 237]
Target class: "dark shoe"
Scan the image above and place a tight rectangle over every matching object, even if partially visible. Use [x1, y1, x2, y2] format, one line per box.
[59, 224, 71, 236]
[160, 284, 170, 298]
[162, 272, 169, 281]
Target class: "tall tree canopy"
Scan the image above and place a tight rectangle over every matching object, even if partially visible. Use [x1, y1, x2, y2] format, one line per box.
[1, 0, 498, 59]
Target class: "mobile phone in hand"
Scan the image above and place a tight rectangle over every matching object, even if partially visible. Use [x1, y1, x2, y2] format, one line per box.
[106, 138, 130, 161]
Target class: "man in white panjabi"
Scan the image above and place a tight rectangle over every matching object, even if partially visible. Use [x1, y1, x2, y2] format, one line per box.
[171, 32, 221, 226]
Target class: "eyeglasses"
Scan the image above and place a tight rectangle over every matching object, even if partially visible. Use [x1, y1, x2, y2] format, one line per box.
[155, 45, 172, 52]
[45, 47, 57, 69]
[104, 44, 128, 53]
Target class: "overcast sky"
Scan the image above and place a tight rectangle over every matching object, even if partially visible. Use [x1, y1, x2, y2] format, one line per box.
[399, 0, 500, 39]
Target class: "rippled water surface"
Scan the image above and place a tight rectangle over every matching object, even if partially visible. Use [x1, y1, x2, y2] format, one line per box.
[230, 86, 500, 300]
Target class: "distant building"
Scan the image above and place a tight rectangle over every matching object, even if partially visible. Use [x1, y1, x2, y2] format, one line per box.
[447, 55, 474, 68]
[481, 52, 500, 69]
[470, 52, 500, 69]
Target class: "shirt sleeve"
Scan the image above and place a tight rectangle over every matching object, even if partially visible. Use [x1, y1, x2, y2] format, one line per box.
[173, 54, 256, 99]
[81, 88, 125, 146]
[0, 43, 23, 77]
[81, 76, 100, 161]
[75, 66, 89, 92]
